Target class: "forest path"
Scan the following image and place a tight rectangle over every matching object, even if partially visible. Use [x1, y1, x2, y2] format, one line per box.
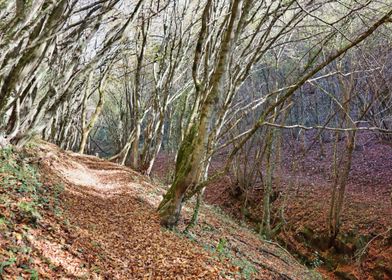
[35, 142, 316, 280]
[38, 143, 234, 279]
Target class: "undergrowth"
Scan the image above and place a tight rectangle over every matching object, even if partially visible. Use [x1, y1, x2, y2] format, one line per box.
[215, 237, 257, 279]
[0, 146, 63, 279]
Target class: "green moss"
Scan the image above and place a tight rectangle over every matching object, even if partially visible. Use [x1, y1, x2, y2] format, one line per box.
[0, 146, 42, 194]
[0, 257, 17, 275]
[232, 258, 257, 280]
[17, 201, 41, 225]
[24, 268, 38, 280]
[159, 124, 199, 224]
[299, 226, 314, 240]
[175, 123, 197, 174]
[0, 217, 10, 230]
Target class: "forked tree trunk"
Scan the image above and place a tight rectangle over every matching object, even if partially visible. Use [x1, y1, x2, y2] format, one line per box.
[157, 0, 256, 227]
[328, 72, 356, 241]
[328, 130, 355, 240]
[157, 110, 209, 227]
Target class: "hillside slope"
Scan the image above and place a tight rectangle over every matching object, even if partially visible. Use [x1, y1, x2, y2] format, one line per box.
[1, 141, 317, 279]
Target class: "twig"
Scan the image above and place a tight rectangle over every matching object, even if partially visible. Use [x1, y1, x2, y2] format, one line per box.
[354, 227, 391, 263]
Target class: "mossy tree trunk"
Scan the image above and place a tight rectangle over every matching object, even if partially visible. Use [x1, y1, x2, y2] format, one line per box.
[157, 0, 243, 227]
[157, 102, 211, 227]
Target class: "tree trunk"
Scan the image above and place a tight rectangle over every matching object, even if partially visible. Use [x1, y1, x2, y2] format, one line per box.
[131, 120, 141, 169]
[261, 129, 274, 239]
[79, 72, 106, 154]
[157, 122, 205, 227]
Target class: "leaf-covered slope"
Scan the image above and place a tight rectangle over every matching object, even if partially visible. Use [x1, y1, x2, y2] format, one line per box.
[1, 142, 316, 279]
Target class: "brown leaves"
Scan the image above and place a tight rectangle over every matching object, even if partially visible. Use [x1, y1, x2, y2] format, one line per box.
[32, 143, 238, 279]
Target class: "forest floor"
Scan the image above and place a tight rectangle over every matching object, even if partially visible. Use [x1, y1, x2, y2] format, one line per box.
[0, 141, 318, 279]
[152, 133, 392, 280]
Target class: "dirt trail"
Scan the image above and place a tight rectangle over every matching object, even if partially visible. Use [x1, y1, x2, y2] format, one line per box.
[36, 144, 235, 279]
[33, 142, 316, 280]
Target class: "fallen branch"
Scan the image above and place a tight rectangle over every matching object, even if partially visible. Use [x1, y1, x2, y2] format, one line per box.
[262, 122, 392, 133]
[354, 227, 392, 263]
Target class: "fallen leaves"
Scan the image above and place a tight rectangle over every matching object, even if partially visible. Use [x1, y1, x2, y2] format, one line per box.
[34, 143, 239, 279]
[2, 141, 320, 279]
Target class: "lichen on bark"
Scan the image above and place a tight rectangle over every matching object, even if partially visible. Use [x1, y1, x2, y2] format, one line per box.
[158, 123, 198, 227]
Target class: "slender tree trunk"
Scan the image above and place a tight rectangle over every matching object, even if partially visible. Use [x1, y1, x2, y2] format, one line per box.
[328, 72, 356, 241]
[329, 131, 355, 240]
[79, 72, 106, 154]
[261, 129, 274, 238]
[131, 120, 141, 169]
